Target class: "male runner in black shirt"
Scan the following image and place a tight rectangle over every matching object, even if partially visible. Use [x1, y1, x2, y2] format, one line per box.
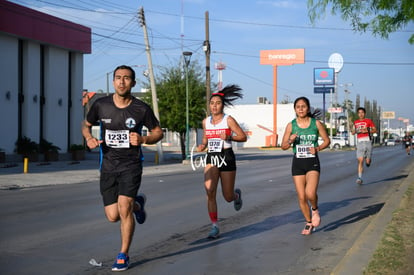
[82, 65, 163, 271]
[402, 131, 412, 155]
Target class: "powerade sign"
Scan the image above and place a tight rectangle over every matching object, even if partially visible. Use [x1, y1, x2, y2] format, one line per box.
[314, 68, 335, 85]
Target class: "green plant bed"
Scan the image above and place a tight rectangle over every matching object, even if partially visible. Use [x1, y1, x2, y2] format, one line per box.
[70, 144, 85, 161]
[44, 151, 59, 161]
[39, 138, 60, 162]
[15, 136, 39, 162]
[23, 152, 39, 162]
[0, 151, 5, 163]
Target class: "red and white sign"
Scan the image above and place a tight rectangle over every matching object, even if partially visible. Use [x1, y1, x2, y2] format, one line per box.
[328, 107, 343, 113]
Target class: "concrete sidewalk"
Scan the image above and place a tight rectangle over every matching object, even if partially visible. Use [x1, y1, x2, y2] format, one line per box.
[0, 149, 187, 190]
[0, 147, 276, 189]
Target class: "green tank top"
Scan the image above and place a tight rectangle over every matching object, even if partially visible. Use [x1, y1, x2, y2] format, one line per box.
[291, 117, 319, 154]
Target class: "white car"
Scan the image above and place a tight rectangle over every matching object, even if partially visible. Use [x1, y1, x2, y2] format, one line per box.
[318, 137, 348, 149]
[385, 139, 396, 146]
[331, 137, 348, 149]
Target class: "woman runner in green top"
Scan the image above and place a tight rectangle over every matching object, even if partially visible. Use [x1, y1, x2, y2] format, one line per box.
[281, 97, 330, 235]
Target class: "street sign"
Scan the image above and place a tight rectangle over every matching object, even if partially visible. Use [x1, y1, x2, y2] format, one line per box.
[314, 87, 335, 94]
[314, 68, 335, 85]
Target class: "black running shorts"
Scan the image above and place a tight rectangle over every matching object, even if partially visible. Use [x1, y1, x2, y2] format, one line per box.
[206, 148, 236, 172]
[100, 166, 142, 206]
[291, 155, 320, 176]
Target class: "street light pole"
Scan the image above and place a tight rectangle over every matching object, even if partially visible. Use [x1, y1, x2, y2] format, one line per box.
[183, 51, 192, 159]
[106, 71, 112, 95]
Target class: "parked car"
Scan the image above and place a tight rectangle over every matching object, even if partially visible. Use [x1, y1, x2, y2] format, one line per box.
[385, 138, 396, 146]
[331, 137, 348, 149]
[318, 136, 348, 149]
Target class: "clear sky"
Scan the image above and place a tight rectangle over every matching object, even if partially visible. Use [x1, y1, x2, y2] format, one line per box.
[10, 0, 414, 128]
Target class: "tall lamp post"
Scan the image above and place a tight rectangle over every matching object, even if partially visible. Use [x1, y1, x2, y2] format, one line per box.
[183, 51, 193, 159]
[106, 71, 112, 95]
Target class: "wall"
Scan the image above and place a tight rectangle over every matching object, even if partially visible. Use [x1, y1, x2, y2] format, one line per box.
[0, 36, 19, 153]
[22, 41, 41, 145]
[225, 104, 295, 147]
[70, 53, 85, 147]
[43, 47, 69, 151]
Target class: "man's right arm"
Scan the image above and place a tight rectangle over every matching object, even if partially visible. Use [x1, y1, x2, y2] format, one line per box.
[82, 120, 102, 149]
[82, 120, 93, 141]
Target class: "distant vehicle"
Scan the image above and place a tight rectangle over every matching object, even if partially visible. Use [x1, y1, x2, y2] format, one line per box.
[318, 136, 348, 149]
[331, 136, 348, 149]
[385, 138, 396, 146]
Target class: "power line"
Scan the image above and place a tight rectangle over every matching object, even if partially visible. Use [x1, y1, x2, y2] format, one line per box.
[146, 9, 414, 33]
[212, 51, 414, 66]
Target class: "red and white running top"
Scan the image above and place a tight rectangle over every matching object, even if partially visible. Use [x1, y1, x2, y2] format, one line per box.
[205, 114, 232, 152]
[354, 118, 375, 142]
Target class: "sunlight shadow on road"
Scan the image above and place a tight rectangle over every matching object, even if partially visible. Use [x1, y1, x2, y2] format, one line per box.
[364, 174, 408, 185]
[131, 196, 371, 268]
[319, 202, 384, 232]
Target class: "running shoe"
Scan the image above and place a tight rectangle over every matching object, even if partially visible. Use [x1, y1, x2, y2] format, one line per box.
[111, 252, 129, 271]
[234, 188, 243, 211]
[301, 222, 313, 235]
[366, 160, 371, 167]
[134, 193, 147, 224]
[311, 209, 321, 227]
[207, 225, 220, 239]
[356, 177, 363, 185]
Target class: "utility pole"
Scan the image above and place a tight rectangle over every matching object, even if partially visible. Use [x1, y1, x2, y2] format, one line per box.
[138, 6, 164, 163]
[203, 11, 211, 116]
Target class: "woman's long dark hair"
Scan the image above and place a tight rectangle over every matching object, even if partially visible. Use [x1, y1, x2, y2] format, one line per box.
[210, 84, 243, 107]
[294, 96, 322, 119]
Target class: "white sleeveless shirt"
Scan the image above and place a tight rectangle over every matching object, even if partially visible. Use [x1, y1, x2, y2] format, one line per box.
[205, 114, 232, 152]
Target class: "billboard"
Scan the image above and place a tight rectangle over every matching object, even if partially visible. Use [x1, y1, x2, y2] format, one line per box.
[260, 49, 305, 66]
[314, 68, 335, 85]
[382, 111, 395, 119]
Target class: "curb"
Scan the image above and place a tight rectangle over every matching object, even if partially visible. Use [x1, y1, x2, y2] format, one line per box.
[331, 161, 414, 274]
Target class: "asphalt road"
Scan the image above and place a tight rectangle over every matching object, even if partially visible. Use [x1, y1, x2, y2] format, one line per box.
[0, 146, 412, 275]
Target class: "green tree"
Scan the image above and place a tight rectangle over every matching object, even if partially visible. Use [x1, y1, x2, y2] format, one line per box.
[142, 60, 208, 160]
[308, 0, 414, 44]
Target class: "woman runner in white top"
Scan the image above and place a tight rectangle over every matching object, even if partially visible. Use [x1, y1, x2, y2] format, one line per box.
[198, 84, 247, 239]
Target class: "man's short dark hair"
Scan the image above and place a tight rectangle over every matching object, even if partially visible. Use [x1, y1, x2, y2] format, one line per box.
[357, 107, 366, 113]
[113, 65, 136, 81]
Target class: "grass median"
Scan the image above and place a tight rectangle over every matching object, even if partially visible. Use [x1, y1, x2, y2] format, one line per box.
[364, 180, 414, 274]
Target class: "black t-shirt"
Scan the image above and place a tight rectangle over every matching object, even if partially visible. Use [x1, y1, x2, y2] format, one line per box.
[403, 135, 412, 144]
[87, 95, 160, 172]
